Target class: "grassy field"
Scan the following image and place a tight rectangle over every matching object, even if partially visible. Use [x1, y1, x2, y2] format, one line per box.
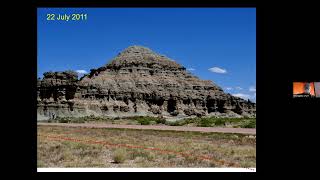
[38, 125, 256, 168]
[48, 116, 256, 128]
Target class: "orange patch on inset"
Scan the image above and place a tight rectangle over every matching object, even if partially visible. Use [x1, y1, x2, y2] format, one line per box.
[293, 82, 315, 95]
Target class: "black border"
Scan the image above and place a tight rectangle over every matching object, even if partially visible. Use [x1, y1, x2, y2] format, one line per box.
[35, 0, 257, 8]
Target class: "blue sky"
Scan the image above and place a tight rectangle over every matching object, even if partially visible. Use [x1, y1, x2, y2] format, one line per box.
[37, 8, 256, 101]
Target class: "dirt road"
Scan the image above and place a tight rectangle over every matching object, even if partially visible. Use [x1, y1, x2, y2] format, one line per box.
[37, 123, 256, 135]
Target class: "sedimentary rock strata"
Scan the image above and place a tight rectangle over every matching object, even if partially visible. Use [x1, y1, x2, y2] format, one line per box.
[37, 46, 256, 120]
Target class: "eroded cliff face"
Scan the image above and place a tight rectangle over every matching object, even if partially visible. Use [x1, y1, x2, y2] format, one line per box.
[37, 46, 256, 120]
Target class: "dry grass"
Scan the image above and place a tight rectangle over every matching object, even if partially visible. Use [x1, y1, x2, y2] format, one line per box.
[37, 126, 256, 168]
[112, 149, 127, 164]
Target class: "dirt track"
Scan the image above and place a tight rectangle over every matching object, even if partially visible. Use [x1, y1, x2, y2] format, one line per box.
[37, 123, 256, 135]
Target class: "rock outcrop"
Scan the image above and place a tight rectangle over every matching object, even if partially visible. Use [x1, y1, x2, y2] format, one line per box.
[37, 46, 256, 120]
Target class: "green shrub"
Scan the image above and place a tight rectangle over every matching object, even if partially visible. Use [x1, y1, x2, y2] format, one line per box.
[57, 117, 70, 123]
[133, 116, 164, 125]
[198, 118, 213, 127]
[126, 116, 143, 120]
[240, 119, 256, 128]
[137, 118, 151, 125]
[73, 118, 85, 123]
[155, 117, 166, 124]
[213, 118, 226, 126]
[166, 121, 180, 126]
[199, 119, 209, 127]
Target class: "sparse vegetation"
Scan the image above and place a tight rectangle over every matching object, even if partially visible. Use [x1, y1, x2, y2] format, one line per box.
[50, 115, 114, 124]
[131, 116, 166, 125]
[155, 117, 166, 124]
[166, 117, 255, 128]
[112, 149, 127, 164]
[38, 125, 256, 168]
[48, 115, 255, 128]
[240, 120, 256, 128]
[136, 117, 152, 125]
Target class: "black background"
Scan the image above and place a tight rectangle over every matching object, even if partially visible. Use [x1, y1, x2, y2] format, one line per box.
[4, 0, 319, 177]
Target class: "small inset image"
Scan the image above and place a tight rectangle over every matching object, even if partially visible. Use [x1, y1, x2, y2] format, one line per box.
[315, 82, 320, 97]
[293, 82, 320, 97]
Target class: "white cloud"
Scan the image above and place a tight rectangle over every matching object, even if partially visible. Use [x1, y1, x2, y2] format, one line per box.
[232, 93, 251, 100]
[249, 86, 256, 92]
[235, 86, 243, 90]
[187, 68, 196, 71]
[208, 67, 227, 74]
[233, 93, 256, 102]
[225, 87, 233, 90]
[76, 70, 88, 74]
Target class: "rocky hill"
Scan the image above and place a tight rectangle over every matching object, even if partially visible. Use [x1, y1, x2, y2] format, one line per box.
[37, 46, 256, 120]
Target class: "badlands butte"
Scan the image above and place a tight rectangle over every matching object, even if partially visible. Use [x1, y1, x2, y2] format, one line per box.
[37, 46, 256, 121]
